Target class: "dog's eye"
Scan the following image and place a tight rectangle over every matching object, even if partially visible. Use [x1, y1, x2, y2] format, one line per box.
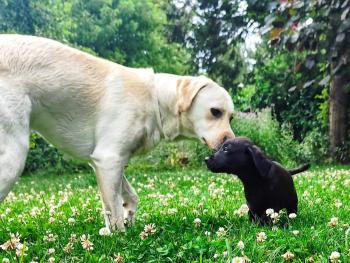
[210, 108, 222, 118]
[222, 145, 229, 152]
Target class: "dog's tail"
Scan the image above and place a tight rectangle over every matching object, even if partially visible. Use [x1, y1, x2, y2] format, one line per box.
[289, 164, 310, 175]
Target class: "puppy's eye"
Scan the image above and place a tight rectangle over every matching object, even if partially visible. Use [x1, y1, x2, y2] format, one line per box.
[222, 145, 229, 152]
[210, 108, 222, 118]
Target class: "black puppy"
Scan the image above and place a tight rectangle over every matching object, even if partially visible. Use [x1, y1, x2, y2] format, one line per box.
[205, 137, 309, 223]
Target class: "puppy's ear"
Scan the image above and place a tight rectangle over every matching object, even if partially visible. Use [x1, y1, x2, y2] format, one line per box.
[247, 146, 272, 178]
[176, 76, 208, 114]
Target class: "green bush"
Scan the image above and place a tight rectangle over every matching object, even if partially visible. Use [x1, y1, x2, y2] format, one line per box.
[233, 108, 302, 167]
[299, 128, 330, 164]
[25, 133, 88, 174]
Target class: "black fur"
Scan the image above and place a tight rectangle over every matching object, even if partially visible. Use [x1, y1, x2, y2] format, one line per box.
[205, 137, 309, 223]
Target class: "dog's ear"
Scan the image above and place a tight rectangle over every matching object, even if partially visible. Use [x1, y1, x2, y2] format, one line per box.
[247, 146, 272, 178]
[176, 76, 208, 114]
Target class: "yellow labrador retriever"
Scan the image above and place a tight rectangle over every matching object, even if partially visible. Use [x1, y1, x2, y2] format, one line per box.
[0, 34, 234, 231]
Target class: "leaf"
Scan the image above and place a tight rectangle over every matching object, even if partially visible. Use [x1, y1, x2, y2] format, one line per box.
[269, 27, 284, 40]
[303, 79, 315, 88]
[339, 19, 350, 32]
[264, 14, 276, 26]
[268, 1, 278, 11]
[319, 33, 327, 42]
[288, 86, 297, 92]
[305, 57, 315, 69]
[290, 32, 299, 43]
[156, 246, 169, 255]
[319, 75, 330, 86]
[336, 33, 345, 43]
[293, 1, 304, 9]
[341, 7, 350, 21]
[342, 0, 350, 8]
[261, 24, 273, 35]
[289, 8, 297, 16]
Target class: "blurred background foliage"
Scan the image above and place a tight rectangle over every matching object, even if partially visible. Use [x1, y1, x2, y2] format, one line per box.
[0, 0, 349, 173]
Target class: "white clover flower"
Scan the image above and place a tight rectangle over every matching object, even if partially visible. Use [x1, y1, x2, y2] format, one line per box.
[204, 231, 211, 236]
[288, 213, 297, 219]
[48, 217, 55, 224]
[80, 234, 94, 251]
[2, 258, 10, 263]
[48, 257, 55, 263]
[329, 251, 340, 261]
[140, 223, 156, 240]
[167, 208, 178, 215]
[282, 251, 295, 260]
[329, 217, 339, 227]
[266, 208, 274, 216]
[292, 230, 299, 235]
[15, 243, 28, 257]
[193, 218, 201, 227]
[0, 233, 21, 251]
[232, 257, 245, 263]
[237, 240, 245, 250]
[113, 253, 123, 263]
[256, 232, 267, 243]
[30, 207, 40, 217]
[48, 248, 55, 254]
[99, 227, 111, 236]
[63, 242, 74, 254]
[68, 218, 75, 225]
[335, 200, 342, 208]
[144, 223, 156, 235]
[269, 211, 281, 223]
[216, 227, 227, 238]
[234, 204, 249, 217]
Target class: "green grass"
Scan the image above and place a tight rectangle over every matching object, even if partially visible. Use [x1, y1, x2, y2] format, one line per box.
[1, 165, 350, 262]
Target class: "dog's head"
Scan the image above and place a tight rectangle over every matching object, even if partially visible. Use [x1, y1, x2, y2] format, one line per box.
[176, 76, 235, 150]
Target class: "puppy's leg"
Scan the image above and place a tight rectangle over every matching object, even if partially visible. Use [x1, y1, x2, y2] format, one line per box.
[0, 91, 31, 202]
[90, 151, 127, 232]
[122, 176, 138, 224]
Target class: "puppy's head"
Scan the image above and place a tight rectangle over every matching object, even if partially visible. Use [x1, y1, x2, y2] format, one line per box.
[176, 76, 235, 150]
[206, 137, 298, 222]
[205, 137, 268, 178]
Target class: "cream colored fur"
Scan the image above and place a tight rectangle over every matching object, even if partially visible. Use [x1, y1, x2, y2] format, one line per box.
[0, 34, 234, 231]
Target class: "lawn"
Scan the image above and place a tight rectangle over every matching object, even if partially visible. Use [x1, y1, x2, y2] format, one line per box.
[0, 165, 349, 262]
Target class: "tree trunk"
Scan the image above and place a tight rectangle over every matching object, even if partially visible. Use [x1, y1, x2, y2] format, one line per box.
[329, 72, 349, 159]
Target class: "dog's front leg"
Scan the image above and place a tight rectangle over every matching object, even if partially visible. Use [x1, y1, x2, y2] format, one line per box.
[90, 152, 126, 232]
